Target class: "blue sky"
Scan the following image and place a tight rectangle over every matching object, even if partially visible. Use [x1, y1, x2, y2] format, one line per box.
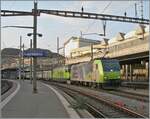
[1, 1, 149, 53]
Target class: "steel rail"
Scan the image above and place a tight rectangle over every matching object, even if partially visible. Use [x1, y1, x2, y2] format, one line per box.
[56, 85, 107, 118]
[84, 87, 149, 102]
[108, 90, 149, 102]
[50, 82, 146, 118]
[1, 80, 13, 95]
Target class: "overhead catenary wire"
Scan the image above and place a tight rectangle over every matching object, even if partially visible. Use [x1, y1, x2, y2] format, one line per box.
[101, 1, 112, 14]
[84, 1, 112, 34]
[83, 1, 139, 34]
[121, 1, 139, 17]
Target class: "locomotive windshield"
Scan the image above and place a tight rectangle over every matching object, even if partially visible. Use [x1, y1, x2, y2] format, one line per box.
[101, 59, 120, 72]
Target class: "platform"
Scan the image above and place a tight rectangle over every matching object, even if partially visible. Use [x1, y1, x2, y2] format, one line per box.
[1, 80, 79, 118]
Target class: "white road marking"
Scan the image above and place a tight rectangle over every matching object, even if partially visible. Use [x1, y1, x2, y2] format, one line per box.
[0, 80, 20, 109]
[42, 83, 80, 118]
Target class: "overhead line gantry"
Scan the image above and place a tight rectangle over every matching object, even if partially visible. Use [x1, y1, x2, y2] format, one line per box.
[1, 9, 149, 25]
[1, 10, 33, 16]
[39, 9, 149, 25]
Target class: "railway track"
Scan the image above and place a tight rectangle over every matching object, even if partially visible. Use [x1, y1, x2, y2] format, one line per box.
[46, 80, 149, 102]
[84, 86, 149, 102]
[60, 87, 106, 118]
[71, 82, 149, 102]
[1, 80, 13, 95]
[43, 81, 146, 118]
[107, 89, 149, 102]
[67, 84, 149, 102]
[54, 80, 149, 102]
[121, 81, 149, 89]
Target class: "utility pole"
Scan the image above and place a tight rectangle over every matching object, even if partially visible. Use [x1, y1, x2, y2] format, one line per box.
[91, 44, 93, 61]
[140, 0, 144, 41]
[63, 47, 65, 64]
[140, 0, 143, 19]
[19, 36, 22, 81]
[33, 0, 38, 93]
[135, 3, 137, 18]
[57, 37, 59, 54]
[80, 31, 83, 38]
[22, 43, 25, 81]
[102, 20, 106, 36]
[30, 39, 32, 84]
[57, 37, 59, 64]
[91, 43, 94, 82]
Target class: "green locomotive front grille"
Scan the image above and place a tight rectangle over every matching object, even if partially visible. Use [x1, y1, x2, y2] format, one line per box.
[104, 71, 120, 80]
[101, 59, 121, 82]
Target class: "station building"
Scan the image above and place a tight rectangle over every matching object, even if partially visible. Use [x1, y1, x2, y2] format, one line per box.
[64, 36, 100, 58]
[2, 25, 149, 82]
[108, 25, 149, 82]
[65, 25, 149, 82]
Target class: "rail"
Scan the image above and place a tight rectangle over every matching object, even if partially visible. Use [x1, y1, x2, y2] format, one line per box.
[43, 81, 146, 118]
[1, 80, 13, 95]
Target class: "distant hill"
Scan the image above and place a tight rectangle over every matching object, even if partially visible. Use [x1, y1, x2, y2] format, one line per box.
[1, 48, 20, 64]
[1, 48, 64, 69]
[1, 48, 20, 57]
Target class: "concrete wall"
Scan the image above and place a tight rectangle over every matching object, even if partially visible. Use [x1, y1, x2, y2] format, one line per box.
[64, 39, 78, 57]
[79, 41, 93, 47]
[64, 38, 100, 58]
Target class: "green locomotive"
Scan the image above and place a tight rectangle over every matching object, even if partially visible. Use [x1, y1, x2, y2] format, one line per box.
[50, 58, 121, 87]
[52, 66, 70, 83]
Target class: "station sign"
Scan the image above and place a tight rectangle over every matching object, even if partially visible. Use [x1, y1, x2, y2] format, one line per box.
[23, 49, 49, 57]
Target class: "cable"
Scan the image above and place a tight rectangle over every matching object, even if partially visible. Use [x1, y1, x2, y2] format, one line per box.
[84, 1, 112, 33]
[83, 1, 138, 35]
[121, 1, 138, 15]
[101, 1, 112, 14]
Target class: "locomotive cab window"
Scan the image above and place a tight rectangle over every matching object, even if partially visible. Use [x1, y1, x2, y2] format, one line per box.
[102, 59, 120, 72]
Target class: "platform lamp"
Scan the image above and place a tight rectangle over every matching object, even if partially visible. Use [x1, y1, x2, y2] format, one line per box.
[27, 33, 42, 37]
